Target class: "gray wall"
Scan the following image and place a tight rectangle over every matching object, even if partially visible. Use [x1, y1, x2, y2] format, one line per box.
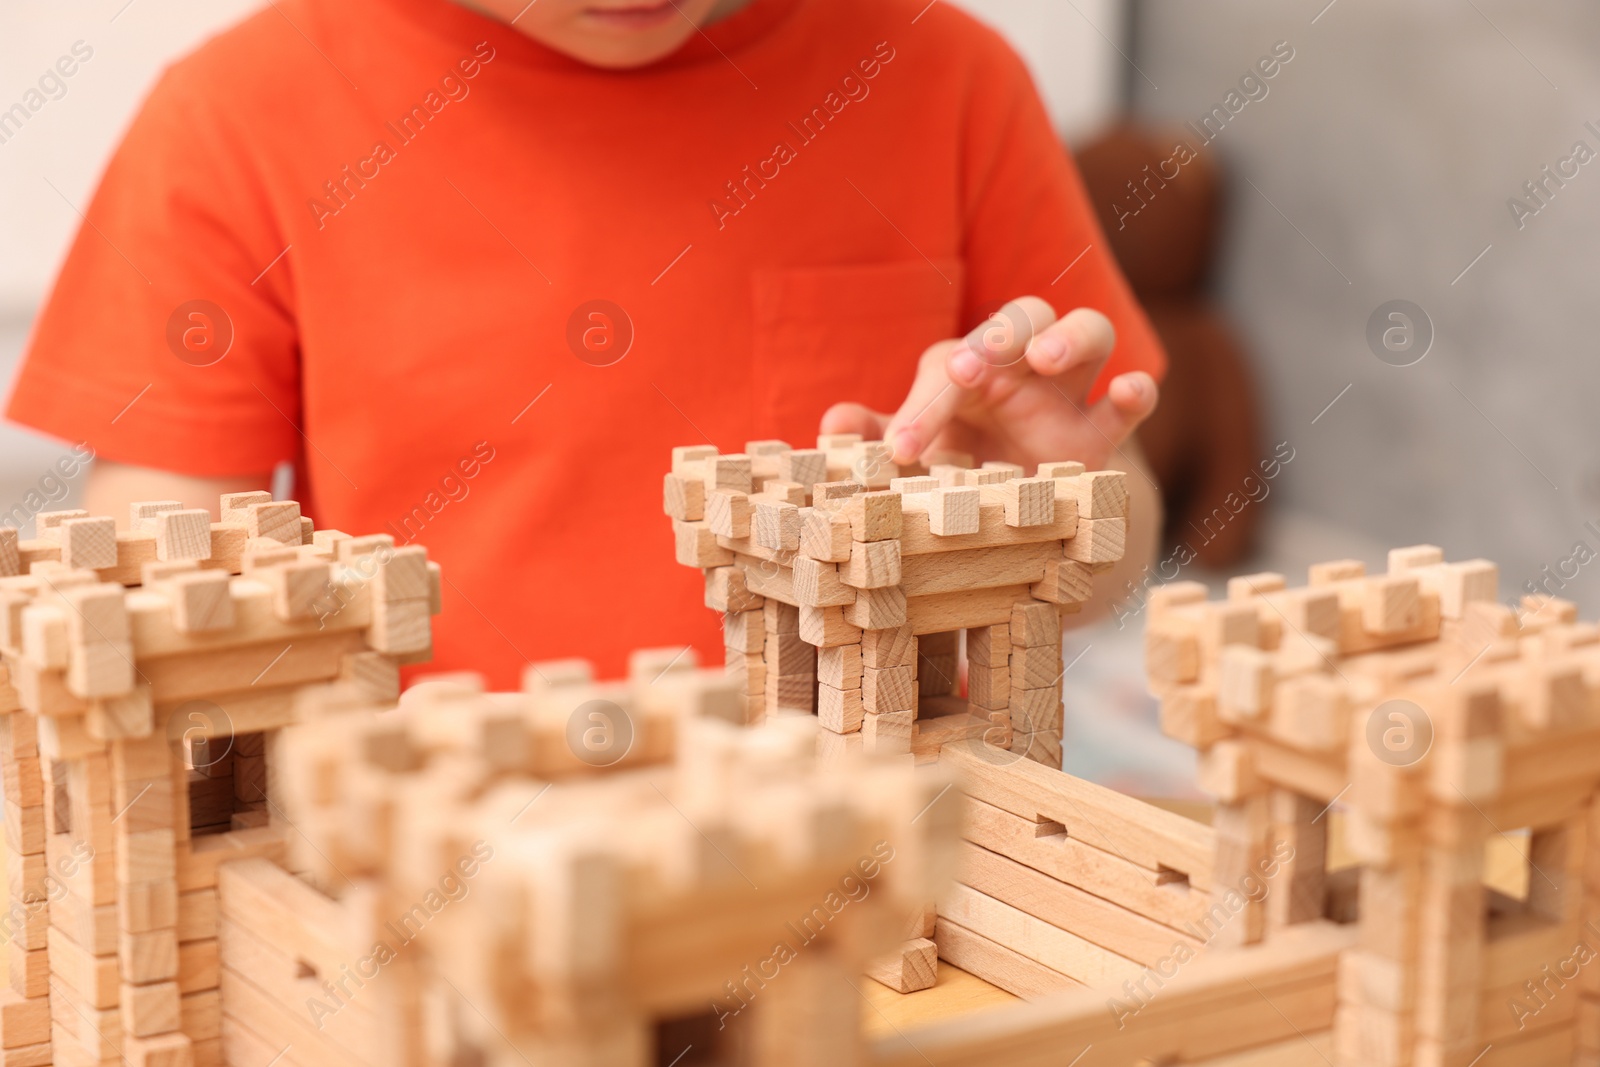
[1132, 0, 1600, 612]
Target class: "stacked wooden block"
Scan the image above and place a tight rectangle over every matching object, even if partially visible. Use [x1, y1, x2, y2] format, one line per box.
[0, 495, 438, 1066]
[1147, 546, 1600, 1066]
[934, 742, 1216, 999]
[665, 436, 1128, 770]
[271, 670, 960, 1067]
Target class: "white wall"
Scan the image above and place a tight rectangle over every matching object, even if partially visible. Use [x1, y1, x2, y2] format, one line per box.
[0, 0, 264, 315]
[949, 0, 1126, 143]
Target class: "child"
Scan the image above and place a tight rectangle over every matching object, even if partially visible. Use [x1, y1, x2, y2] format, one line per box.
[6, 0, 1164, 686]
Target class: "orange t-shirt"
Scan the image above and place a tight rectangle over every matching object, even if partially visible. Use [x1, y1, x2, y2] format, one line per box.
[7, 0, 1164, 686]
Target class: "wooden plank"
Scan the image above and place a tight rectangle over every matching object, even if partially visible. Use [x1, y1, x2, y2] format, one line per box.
[942, 744, 1215, 890]
[960, 797, 1212, 930]
[933, 917, 1078, 1000]
[937, 884, 1144, 987]
[872, 921, 1351, 1067]
[899, 544, 1057, 598]
[955, 841, 1202, 967]
[898, 499, 1077, 557]
[906, 586, 1033, 637]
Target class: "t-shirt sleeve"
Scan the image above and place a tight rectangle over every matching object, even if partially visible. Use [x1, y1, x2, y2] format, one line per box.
[955, 36, 1166, 398]
[6, 61, 300, 477]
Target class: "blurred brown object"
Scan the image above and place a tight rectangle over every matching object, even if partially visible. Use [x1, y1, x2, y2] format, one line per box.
[1077, 122, 1264, 568]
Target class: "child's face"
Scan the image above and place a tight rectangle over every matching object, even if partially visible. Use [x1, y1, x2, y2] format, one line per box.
[458, 0, 746, 69]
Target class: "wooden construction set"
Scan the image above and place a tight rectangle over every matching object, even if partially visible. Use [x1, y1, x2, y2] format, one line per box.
[0, 441, 1579, 1065]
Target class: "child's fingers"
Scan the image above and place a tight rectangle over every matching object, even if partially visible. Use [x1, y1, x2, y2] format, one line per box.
[820, 402, 891, 440]
[883, 339, 969, 464]
[1085, 371, 1159, 445]
[949, 297, 1059, 390]
[1023, 307, 1116, 393]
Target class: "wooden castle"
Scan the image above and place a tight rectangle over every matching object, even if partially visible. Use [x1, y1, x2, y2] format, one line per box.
[0, 439, 1587, 1066]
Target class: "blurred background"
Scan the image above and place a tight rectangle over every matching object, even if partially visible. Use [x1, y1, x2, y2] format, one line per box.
[4, 0, 1595, 792]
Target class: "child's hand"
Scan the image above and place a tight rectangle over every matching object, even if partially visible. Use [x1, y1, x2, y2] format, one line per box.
[820, 296, 1158, 471]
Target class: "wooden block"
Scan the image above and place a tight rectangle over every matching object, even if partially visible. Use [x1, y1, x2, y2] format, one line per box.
[3, 756, 42, 810]
[1065, 470, 1129, 518]
[1387, 544, 1444, 573]
[763, 598, 799, 635]
[121, 929, 179, 984]
[1310, 558, 1364, 584]
[753, 499, 801, 552]
[371, 545, 429, 602]
[1218, 645, 1273, 722]
[800, 508, 853, 563]
[176, 937, 219, 990]
[967, 623, 1009, 665]
[1061, 516, 1125, 564]
[960, 467, 1012, 487]
[928, 487, 980, 536]
[935, 917, 1074, 1000]
[121, 979, 180, 1038]
[797, 605, 861, 648]
[999, 478, 1056, 527]
[0, 991, 48, 1050]
[4, 803, 43, 857]
[230, 809, 268, 830]
[112, 776, 175, 834]
[842, 540, 902, 589]
[704, 453, 752, 494]
[218, 492, 270, 524]
[968, 663, 1010, 710]
[6, 948, 45, 1001]
[1009, 644, 1062, 690]
[154, 511, 212, 563]
[715, 612, 761, 659]
[817, 644, 863, 689]
[706, 489, 752, 539]
[268, 561, 330, 622]
[673, 519, 734, 569]
[168, 572, 234, 634]
[1032, 558, 1093, 605]
[662, 472, 705, 521]
[37, 509, 89, 538]
[844, 491, 903, 542]
[791, 557, 855, 608]
[758, 479, 807, 506]
[125, 1031, 194, 1067]
[1036, 460, 1086, 479]
[232, 757, 266, 804]
[862, 666, 916, 714]
[122, 880, 179, 935]
[1010, 601, 1059, 647]
[59, 517, 118, 571]
[890, 476, 940, 493]
[0, 529, 19, 578]
[844, 586, 907, 630]
[1364, 575, 1421, 635]
[865, 937, 937, 994]
[180, 988, 219, 1042]
[205, 524, 246, 572]
[370, 595, 429, 655]
[245, 502, 300, 546]
[777, 449, 827, 488]
[862, 710, 913, 755]
[817, 684, 864, 734]
[117, 830, 177, 884]
[670, 444, 717, 472]
[862, 624, 916, 669]
[131, 501, 188, 536]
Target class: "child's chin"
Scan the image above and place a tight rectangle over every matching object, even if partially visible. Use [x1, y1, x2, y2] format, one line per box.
[549, 19, 698, 68]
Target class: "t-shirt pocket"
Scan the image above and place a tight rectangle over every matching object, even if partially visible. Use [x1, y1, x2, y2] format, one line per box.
[751, 258, 965, 444]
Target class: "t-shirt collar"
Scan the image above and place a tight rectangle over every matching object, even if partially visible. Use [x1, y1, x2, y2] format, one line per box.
[375, 0, 804, 73]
